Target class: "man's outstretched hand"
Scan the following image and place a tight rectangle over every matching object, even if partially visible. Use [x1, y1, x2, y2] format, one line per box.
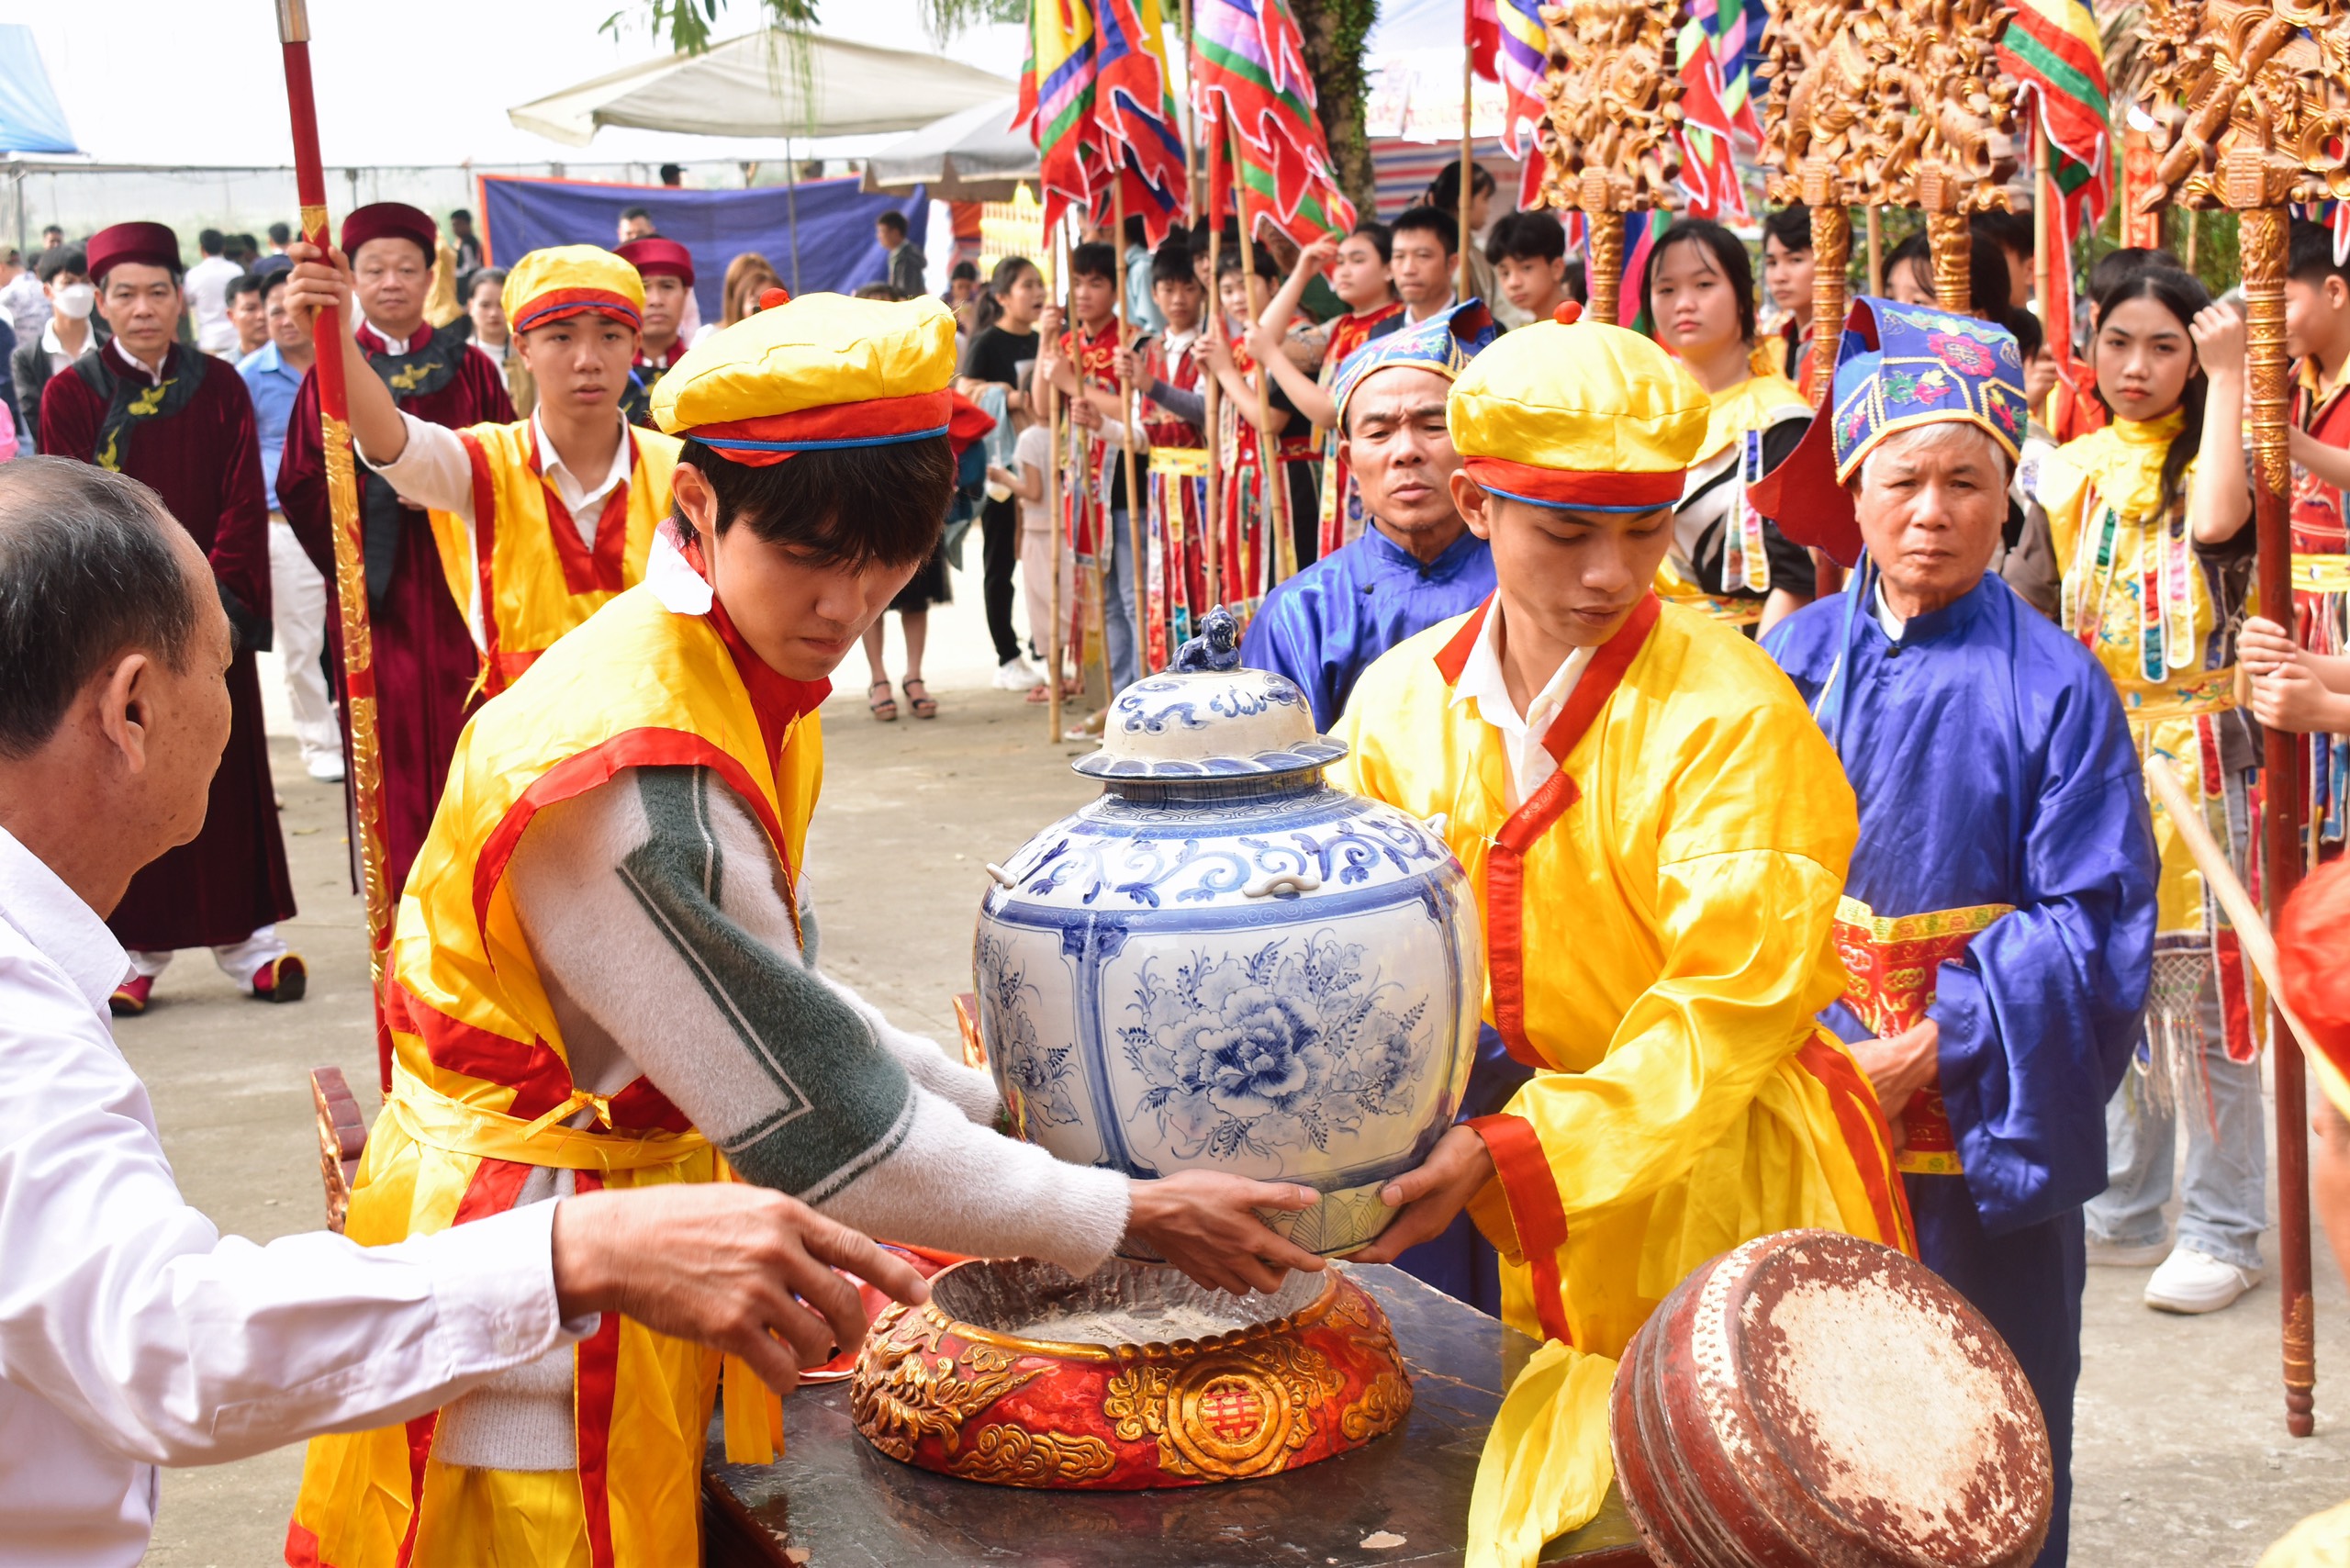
[1125, 1170, 1328, 1296]
[550, 1185, 930, 1394]
[1343, 1124, 1496, 1265]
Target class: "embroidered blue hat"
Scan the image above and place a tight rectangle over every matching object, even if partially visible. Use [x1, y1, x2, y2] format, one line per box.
[1748, 297, 2028, 566]
[1330, 297, 1499, 432]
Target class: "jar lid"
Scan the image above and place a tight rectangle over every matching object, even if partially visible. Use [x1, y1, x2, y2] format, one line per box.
[1071, 609, 1348, 779]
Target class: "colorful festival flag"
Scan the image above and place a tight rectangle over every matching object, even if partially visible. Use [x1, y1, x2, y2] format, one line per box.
[1090, 0, 1190, 243]
[1996, 0, 2109, 380]
[1675, 0, 1746, 220]
[1014, 0, 1101, 239]
[1194, 0, 1358, 242]
[1715, 0, 1766, 143]
[1492, 0, 1550, 160]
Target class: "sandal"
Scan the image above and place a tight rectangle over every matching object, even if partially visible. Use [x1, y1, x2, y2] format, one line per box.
[1025, 681, 1052, 705]
[868, 679, 899, 722]
[902, 678, 939, 720]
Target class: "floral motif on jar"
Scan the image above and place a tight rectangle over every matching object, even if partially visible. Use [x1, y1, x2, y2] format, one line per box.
[975, 610, 1483, 1257]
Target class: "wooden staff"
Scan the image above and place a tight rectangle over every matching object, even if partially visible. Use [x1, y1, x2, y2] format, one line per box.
[1179, 0, 1201, 227]
[1459, 0, 1475, 303]
[275, 0, 394, 1093]
[2032, 114, 2053, 419]
[1865, 206, 1883, 296]
[1584, 204, 1625, 326]
[1232, 121, 1297, 588]
[1045, 242, 1068, 745]
[1112, 178, 1148, 669]
[2241, 203, 2317, 1437]
[1203, 121, 1226, 614]
[1802, 167, 1850, 599]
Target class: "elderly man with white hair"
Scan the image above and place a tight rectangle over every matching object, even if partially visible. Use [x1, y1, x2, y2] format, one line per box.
[1757, 299, 2160, 1568]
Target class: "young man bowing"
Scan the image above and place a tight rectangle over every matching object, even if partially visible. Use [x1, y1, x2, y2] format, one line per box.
[285, 243, 676, 696]
[284, 290, 1322, 1568]
[1337, 308, 1910, 1568]
[1758, 299, 2159, 1568]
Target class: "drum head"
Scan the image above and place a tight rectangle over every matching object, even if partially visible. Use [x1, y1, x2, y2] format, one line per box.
[1728, 1232, 2053, 1567]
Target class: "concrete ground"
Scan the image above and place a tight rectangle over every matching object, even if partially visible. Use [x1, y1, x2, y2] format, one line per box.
[122, 576, 2348, 1563]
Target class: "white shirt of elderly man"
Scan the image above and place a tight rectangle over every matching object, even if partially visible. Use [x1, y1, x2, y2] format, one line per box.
[0, 453, 925, 1568]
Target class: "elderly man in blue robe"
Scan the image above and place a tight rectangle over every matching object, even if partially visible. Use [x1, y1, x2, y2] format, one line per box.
[1756, 299, 2160, 1568]
[1241, 299, 1499, 731]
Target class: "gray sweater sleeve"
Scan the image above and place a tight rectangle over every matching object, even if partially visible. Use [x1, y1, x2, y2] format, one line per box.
[503, 765, 1129, 1275]
[1145, 379, 1207, 430]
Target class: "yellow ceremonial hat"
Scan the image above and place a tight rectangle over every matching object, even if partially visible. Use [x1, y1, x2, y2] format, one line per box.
[501, 245, 647, 335]
[652, 291, 957, 466]
[1447, 305, 1711, 511]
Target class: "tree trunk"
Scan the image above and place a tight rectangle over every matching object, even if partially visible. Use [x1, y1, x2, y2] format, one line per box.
[1293, 0, 1380, 219]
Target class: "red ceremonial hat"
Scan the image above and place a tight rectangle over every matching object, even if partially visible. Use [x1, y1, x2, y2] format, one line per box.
[340, 203, 437, 263]
[85, 222, 181, 283]
[615, 237, 695, 287]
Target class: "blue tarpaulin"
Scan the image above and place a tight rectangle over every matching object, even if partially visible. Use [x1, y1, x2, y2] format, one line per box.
[477, 174, 926, 319]
[0, 26, 78, 155]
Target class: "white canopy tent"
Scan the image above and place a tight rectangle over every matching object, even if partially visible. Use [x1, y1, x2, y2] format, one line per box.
[859, 96, 1034, 203]
[508, 29, 1015, 145]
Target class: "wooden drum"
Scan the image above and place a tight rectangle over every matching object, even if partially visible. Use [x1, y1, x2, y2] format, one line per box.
[1610, 1229, 2052, 1568]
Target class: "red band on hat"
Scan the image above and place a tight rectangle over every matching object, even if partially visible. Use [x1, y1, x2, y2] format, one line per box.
[686, 389, 954, 467]
[1462, 456, 1684, 512]
[512, 287, 643, 334]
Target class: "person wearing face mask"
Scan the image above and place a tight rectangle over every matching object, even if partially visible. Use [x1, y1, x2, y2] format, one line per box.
[8, 248, 101, 441]
[2023, 264, 2267, 1318]
[35, 221, 299, 1014]
[274, 203, 517, 900]
[1640, 219, 1815, 634]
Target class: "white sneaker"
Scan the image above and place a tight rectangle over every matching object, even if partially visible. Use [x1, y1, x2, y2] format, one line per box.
[991, 657, 1038, 691]
[2086, 1238, 2170, 1267]
[2143, 1247, 2262, 1314]
[306, 755, 346, 783]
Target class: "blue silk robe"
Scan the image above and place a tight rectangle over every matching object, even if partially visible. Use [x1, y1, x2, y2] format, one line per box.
[1242, 524, 1495, 730]
[1766, 572, 2158, 1568]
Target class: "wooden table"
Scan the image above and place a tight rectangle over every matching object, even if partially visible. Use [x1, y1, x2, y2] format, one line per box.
[704, 1263, 1651, 1567]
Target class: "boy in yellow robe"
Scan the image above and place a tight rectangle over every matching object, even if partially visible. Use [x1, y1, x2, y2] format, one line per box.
[1338, 308, 1911, 1568]
[297, 244, 678, 696]
[279, 290, 1323, 1568]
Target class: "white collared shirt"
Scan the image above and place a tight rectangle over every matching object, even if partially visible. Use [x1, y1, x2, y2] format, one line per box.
[1874, 581, 1908, 642]
[365, 406, 632, 536]
[1448, 599, 1595, 808]
[106, 338, 165, 386]
[0, 824, 585, 1568]
[40, 318, 90, 376]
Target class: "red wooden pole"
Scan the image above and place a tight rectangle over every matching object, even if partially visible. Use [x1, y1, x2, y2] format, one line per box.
[275, 0, 396, 1092]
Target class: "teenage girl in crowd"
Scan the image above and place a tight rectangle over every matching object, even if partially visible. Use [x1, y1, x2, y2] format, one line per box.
[2024, 263, 2268, 1318]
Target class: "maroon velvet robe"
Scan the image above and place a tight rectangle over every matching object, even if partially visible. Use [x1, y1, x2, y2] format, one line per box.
[276, 322, 515, 895]
[39, 340, 297, 952]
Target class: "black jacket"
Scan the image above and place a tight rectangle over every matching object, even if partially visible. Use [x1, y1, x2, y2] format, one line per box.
[10, 319, 106, 441]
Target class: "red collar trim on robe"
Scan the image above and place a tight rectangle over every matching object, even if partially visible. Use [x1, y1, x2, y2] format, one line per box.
[678, 532, 832, 769]
[528, 420, 638, 596]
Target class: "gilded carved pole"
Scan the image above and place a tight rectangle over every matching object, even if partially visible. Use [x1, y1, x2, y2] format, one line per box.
[1886, 0, 2020, 314]
[274, 0, 395, 1093]
[2133, 0, 2350, 1438]
[1532, 0, 1684, 325]
[1762, 3, 1884, 405]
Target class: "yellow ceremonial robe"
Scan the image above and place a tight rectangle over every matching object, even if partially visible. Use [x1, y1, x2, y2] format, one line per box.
[425, 420, 680, 697]
[2035, 411, 2257, 1050]
[1331, 592, 1910, 1567]
[285, 563, 826, 1568]
[1654, 371, 1811, 624]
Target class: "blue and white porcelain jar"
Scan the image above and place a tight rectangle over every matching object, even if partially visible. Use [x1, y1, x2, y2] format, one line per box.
[974, 612, 1483, 1257]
